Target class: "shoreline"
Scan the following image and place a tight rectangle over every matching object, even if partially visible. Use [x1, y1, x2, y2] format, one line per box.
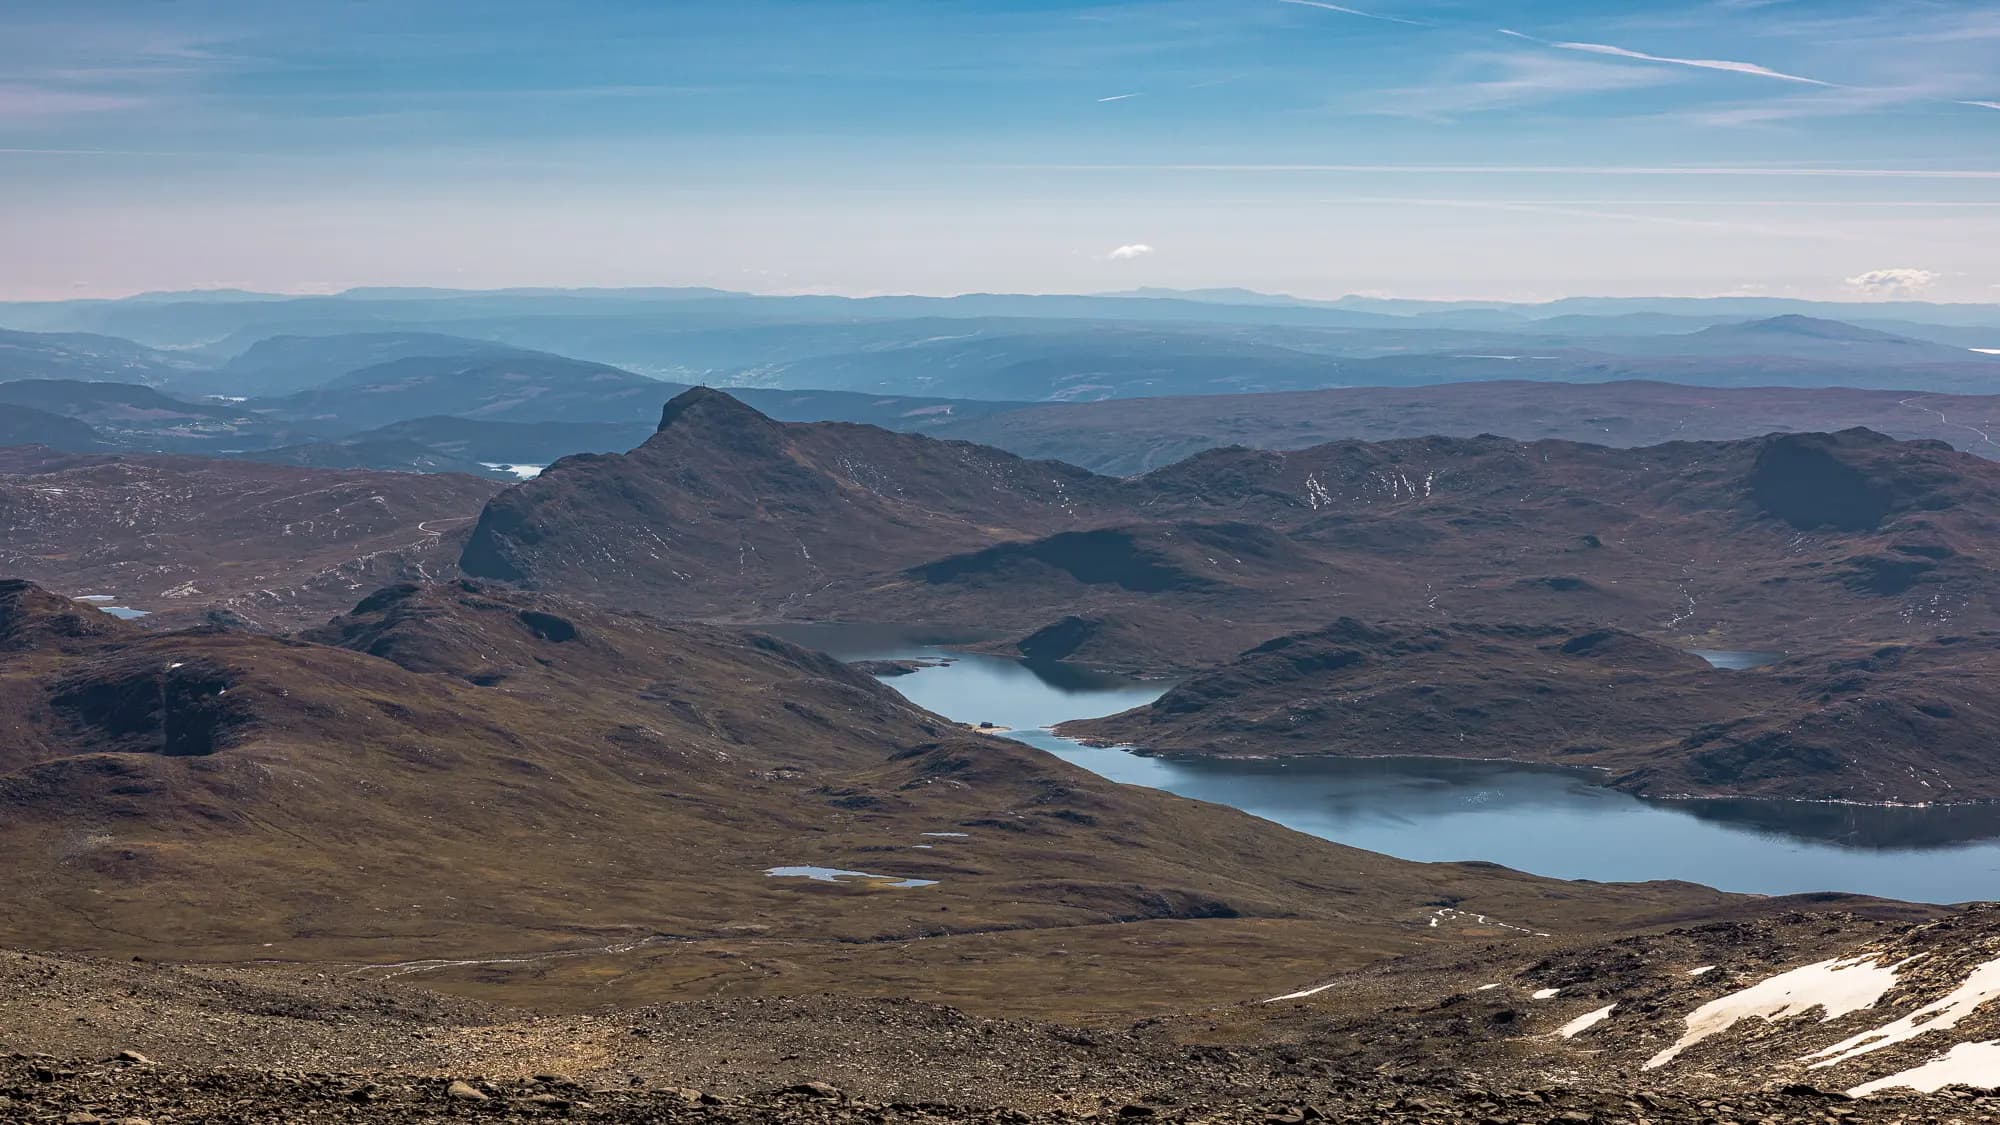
[1046, 730, 1996, 810]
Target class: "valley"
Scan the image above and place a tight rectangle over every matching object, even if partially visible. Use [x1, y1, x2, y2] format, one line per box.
[11, 0, 2000, 1104]
[2, 577, 1761, 1002]
[775, 626, 2000, 903]
[9, 287, 2000, 1119]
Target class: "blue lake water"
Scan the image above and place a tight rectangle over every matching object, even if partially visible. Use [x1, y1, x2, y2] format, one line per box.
[765, 865, 938, 889]
[768, 624, 2000, 905]
[1691, 649, 1788, 670]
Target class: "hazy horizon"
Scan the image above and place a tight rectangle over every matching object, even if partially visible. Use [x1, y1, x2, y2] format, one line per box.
[11, 280, 2000, 309]
[4, 0, 1996, 303]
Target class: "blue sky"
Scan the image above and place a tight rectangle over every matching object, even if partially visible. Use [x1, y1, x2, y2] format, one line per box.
[1, 0, 1996, 301]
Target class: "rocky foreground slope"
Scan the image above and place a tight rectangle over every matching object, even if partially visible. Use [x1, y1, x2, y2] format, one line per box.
[14, 906, 2000, 1122]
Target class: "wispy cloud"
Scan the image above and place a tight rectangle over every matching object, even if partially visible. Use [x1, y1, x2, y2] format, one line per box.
[1408, 196, 1853, 241]
[1360, 52, 1675, 119]
[1106, 244, 1155, 260]
[1096, 93, 1142, 103]
[1961, 100, 2000, 111]
[1018, 164, 2000, 180]
[1499, 30, 1834, 86]
[1277, 0, 1426, 29]
[0, 83, 151, 122]
[1845, 267, 1939, 298]
[1677, 79, 1954, 126]
[0, 147, 179, 156]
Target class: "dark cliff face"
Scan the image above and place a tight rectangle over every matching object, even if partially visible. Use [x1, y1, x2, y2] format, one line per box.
[457, 498, 533, 581]
[911, 527, 1223, 594]
[1748, 428, 1973, 531]
[1749, 432, 1898, 531]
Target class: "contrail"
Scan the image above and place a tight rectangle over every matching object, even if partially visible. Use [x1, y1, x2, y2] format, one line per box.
[1500, 29, 1834, 86]
[1279, 0, 1426, 29]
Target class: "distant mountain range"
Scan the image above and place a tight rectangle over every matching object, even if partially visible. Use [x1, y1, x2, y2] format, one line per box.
[12, 282, 2000, 330]
[933, 380, 2000, 475]
[208, 331, 539, 396]
[1, 287, 1995, 401]
[0, 403, 100, 452]
[0, 378, 326, 453]
[4, 292, 1999, 484]
[0, 327, 203, 386]
[9, 349, 2000, 483]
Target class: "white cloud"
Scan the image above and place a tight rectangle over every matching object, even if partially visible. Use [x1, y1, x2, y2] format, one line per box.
[1106, 244, 1155, 261]
[1097, 93, 1141, 103]
[1844, 267, 1939, 298]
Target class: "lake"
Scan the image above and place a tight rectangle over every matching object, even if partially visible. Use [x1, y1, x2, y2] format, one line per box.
[768, 624, 2000, 905]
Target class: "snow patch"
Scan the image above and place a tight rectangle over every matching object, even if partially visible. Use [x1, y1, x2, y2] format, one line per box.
[1559, 1004, 1616, 1039]
[1264, 981, 1338, 1003]
[1304, 475, 1333, 510]
[1426, 907, 1549, 936]
[1533, 988, 1561, 1000]
[1808, 955, 2000, 1070]
[1850, 1040, 2000, 1097]
[1645, 954, 1917, 1070]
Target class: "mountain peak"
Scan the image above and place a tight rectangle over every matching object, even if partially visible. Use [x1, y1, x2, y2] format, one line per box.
[1706, 314, 1907, 343]
[655, 386, 776, 434]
